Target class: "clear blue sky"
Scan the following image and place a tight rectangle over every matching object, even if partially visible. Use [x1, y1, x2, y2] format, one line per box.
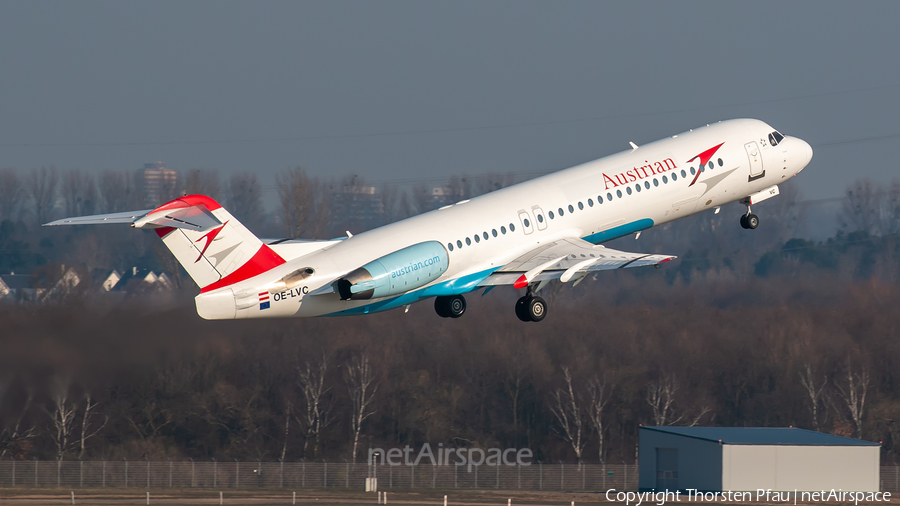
[1, 1, 898, 200]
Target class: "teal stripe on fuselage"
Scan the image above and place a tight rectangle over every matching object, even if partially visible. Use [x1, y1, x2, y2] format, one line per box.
[581, 218, 654, 244]
[323, 267, 499, 316]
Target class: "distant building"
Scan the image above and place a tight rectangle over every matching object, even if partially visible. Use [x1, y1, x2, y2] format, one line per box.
[330, 184, 384, 232]
[141, 162, 178, 207]
[639, 426, 880, 492]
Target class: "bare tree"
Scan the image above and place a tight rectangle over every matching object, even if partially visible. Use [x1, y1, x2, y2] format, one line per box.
[549, 367, 586, 465]
[277, 167, 330, 238]
[27, 166, 59, 224]
[587, 376, 614, 464]
[503, 347, 530, 433]
[799, 362, 828, 431]
[834, 359, 869, 439]
[98, 170, 138, 212]
[225, 172, 263, 227]
[280, 400, 292, 461]
[0, 380, 36, 459]
[295, 353, 335, 458]
[646, 376, 709, 427]
[344, 352, 378, 462]
[61, 169, 98, 217]
[46, 377, 77, 459]
[646, 376, 681, 426]
[182, 169, 222, 199]
[78, 393, 108, 459]
[0, 168, 25, 221]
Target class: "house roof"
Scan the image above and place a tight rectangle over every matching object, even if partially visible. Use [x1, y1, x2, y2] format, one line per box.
[639, 426, 879, 446]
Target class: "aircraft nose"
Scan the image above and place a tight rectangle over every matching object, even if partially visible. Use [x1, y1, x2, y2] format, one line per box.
[800, 138, 813, 169]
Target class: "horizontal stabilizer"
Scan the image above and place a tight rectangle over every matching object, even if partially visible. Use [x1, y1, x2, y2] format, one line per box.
[44, 210, 152, 226]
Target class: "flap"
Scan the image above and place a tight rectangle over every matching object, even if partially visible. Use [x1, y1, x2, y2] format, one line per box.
[478, 237, 675, 287]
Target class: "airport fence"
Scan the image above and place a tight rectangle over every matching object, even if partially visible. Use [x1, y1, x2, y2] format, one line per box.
[0, 460, 638, 491]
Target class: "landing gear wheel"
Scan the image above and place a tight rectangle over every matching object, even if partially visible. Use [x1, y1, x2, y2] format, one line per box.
[527, 296, 547, 322]
[746, 213, 759, 229]
[434, 297, 450, 318]
[515, 296, 548, 322]
[446, 295, 466, 318]
[740, 214, 749, 229]
[515, 297, 530, 322]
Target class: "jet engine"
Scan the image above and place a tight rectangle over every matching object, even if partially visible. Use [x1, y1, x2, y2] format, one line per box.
[337, 241, 449, 300]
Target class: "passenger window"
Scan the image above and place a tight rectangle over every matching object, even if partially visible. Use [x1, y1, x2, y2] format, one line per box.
[483, 232, 489, 240]
[708, 161, 714, 170]
[466, 238, 471, 246]
[559, 207, 564, 216]
[653, 179, 659, 187]
[549, 211, 555, 219]
[588, 198, 594, 207]
[523, 219, 529, 227]
[537, 215, 544, 223]
[568, 205, 574, 213]
[680, 170, 686, 178]
[607, 193, 613, 201]
[492, 229, 498, 237]
[448, 243, 454, 251]
[616, 190, 622, 198]
[645, 181, 650, 189]
[672, 173, 677, 181]
[690, 167, 696, 175]
[635, 184, 641, 192]
[578, 202, 584, 210]
[474, 235, 480, 243]
[501, 226, 507, 234]
[626, 187, 632, 195]
[718, 158, 723, 167]
[457, 240, 462, 248]
[510, 223, 516, 232]
[662, 176, 668, 183]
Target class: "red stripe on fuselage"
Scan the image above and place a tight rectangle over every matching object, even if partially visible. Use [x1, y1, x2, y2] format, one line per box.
[200, 244, 286, 293]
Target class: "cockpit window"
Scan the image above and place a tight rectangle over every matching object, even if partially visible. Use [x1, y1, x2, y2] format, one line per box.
[769, 131, 785, 146]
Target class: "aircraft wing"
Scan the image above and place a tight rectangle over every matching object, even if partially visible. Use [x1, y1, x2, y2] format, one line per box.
[478, 237, 675, 287]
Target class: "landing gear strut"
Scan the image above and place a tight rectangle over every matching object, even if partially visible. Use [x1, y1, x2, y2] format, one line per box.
[740, 205, 759, 230]
[515, 286, 547, 323]
[434, 295, 466, 318]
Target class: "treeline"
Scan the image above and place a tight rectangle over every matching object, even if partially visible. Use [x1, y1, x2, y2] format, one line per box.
[1, 267, 899, 464]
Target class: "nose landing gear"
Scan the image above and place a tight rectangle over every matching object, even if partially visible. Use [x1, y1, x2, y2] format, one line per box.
[434, 295, 466, 318]
[740, 204, 759, 230]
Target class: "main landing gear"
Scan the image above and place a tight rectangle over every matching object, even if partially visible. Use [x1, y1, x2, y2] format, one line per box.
[434, 295, 466, 318]
[515, 287, 547, 323]
[740, 204, 759, 230]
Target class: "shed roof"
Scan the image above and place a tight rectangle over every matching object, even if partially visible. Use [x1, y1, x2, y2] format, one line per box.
[640, 426, 879, 446]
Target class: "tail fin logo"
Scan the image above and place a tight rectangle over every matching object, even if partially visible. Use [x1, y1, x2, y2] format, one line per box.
[195, 221, 229, 262]
[686, 142, 725, 187]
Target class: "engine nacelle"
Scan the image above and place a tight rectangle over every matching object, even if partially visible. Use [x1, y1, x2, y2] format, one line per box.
[337, 241, 449, 300]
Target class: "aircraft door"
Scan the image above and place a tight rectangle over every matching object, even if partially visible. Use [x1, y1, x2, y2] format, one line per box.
[745, 141, 765, 181]
[517, 210, 534, 235]
[531, 206, 548, 231]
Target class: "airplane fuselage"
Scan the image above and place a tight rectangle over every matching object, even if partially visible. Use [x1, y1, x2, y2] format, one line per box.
[205, 118, 812, 319]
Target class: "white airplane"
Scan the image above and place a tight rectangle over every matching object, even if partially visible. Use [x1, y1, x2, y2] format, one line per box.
[46, 119, 812, 322]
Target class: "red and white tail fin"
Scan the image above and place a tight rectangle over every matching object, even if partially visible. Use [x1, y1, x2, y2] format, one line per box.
[137, 195, 285, 292]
